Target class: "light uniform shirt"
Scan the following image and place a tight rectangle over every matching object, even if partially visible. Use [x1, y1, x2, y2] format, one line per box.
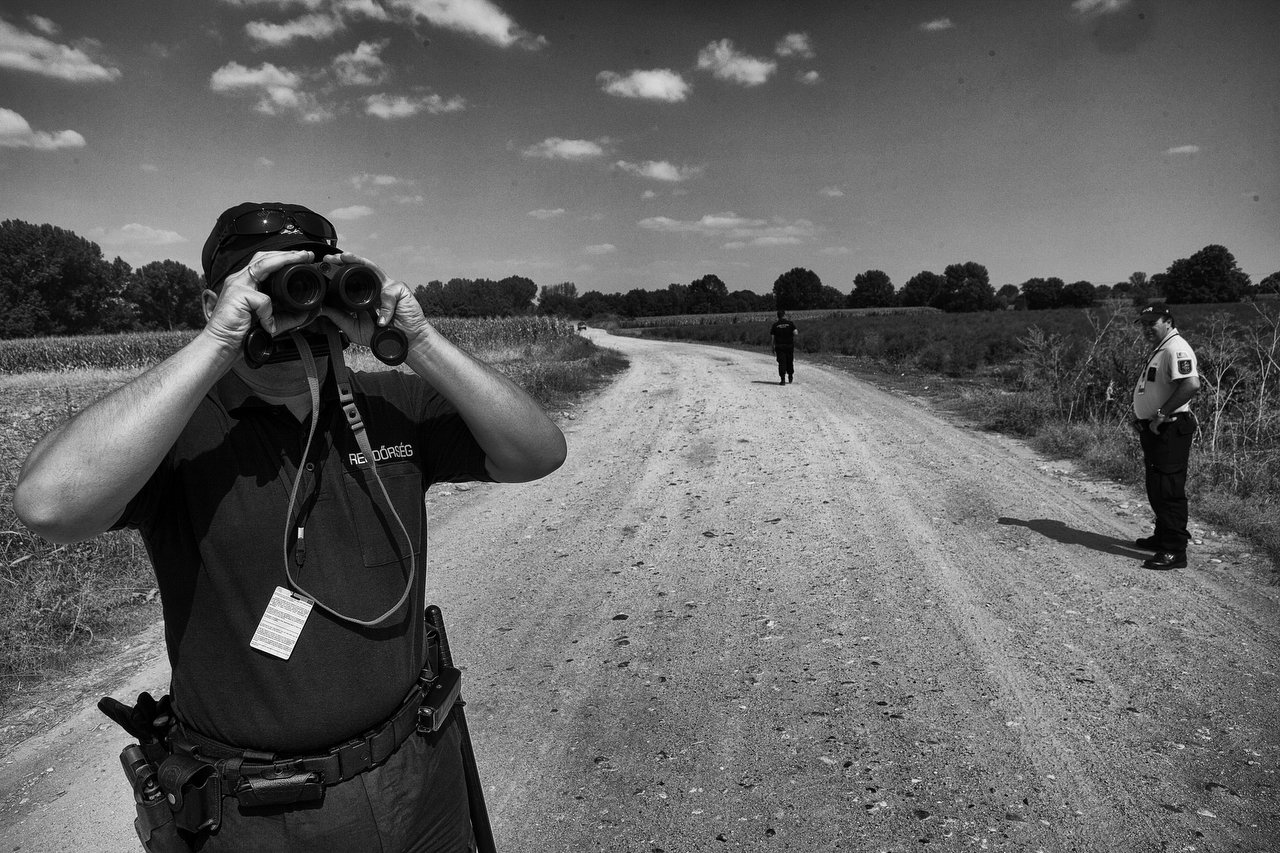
[1132, 330, 1197, 420]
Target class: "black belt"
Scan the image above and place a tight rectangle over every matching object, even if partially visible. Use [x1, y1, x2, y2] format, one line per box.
[172, 679, 430, 791]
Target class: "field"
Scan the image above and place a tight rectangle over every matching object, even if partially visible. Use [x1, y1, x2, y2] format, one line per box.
[0, 317, 626, 710]
[633, 301, 1280, 564]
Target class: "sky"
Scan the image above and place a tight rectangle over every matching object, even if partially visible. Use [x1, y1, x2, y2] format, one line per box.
[1, 0, 1278, 297]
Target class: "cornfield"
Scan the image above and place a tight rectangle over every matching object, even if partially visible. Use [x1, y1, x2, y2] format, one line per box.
[0, 317, 579, 374]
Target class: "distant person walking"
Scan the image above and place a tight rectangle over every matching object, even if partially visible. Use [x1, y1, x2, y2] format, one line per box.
[1131, 304, 1201, 570]
[770, 310, 798, 385]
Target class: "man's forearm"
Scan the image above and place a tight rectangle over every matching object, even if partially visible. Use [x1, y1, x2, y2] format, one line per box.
[15, 330, 239, 542]
[404, 326, 566, 483]
[1162, 376, 1201, 413]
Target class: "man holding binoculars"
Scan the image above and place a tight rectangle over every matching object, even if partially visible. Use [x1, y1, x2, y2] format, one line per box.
[14, 202, 567, 851]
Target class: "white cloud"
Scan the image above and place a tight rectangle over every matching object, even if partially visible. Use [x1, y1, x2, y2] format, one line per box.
[351, 172, 411, 190]
[328, 205, 374, 220]
[114, 224, 187, 245]
[920, 18, 955, 32]
[334, 39, 389, 85]
[796, 70, 821, 85]
[697, 39, 776, 86]
[246, 12, 345, 46]
[209, 61, 334, 121]
[364, 91, 466, 118]
[0, 108, 86, 150]
[597, 68, 690, 102]
[385, 0, 546, 50]
[583, 244, 616, 255]
[391, 194, 425, 205]
[1165, 144, 1201, 155]
[775, 32, 814, 59]
[140, 163, 160, 172]
[638, 211, 818, 247]
[521, 137, 608, 161]
[1072, 0, 1130, 14]
[821, 246, 852, 256]
[642, 189, 656, 199]
[257, 156, 275, 167]
[528, 208, 566, 220]
[0, 18, 121, 82]
[615, 160, 702, 183]
[26, 15, 58, 36]
[819, 186, 844, 197]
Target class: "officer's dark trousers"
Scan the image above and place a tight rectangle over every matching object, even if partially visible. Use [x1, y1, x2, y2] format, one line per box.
[775, 347, 794, 380]
[1138, 414, 1196, 553]
[192, 716, 471, 853]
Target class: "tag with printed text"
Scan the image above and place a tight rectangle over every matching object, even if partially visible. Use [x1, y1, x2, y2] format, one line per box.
[250, 586, 314, 660]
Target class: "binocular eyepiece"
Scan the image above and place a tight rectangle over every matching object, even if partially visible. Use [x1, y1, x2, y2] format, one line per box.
[242, 261, 408, 368]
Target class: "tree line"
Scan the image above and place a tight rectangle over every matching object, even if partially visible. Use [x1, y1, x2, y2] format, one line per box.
[1, 218, 1275, 338]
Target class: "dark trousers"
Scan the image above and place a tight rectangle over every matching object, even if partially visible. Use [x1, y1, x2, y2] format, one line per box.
[774, 347, 794, 379]
[192, 716, 472, 852]
[1138, 414, 1196, 553]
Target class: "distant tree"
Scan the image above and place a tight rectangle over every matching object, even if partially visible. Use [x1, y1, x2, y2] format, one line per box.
[724, 289, 772, 312]
[1020, 277, 1065, 310]
[1095, 283, 1113, 300]
[414, 281, 445, 315]
[687, 274, 729, 314]
[126, 260, 204, 330]
[899, 270, 945, 308]
[1113, 271, 1153, 303]
[1061, 280, 1097, 308]
[937, 261, 997, 312]
[498, 275, 538, 314]
[538, 282, 578, 316]
[773, 267, 823, 310]
[817, 285, 846, 309]
[848, 269, 896, 308]
[621, 288, 655, 317]
[996, 284, 1020, 308]
[1153, 244, 1250, 304]
[1258, 271, 1280, 295]
[0, 219, 124, 337]
[577, 290, 621, 317]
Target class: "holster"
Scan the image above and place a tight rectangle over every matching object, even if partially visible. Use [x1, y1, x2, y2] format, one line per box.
[157, 753, 222, 833]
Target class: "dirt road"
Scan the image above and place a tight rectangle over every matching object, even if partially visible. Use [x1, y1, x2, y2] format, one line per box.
[2, 330, 1278, 852]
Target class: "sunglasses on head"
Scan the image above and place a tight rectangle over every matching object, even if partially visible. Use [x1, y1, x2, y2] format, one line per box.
[216, 208, 338, 247]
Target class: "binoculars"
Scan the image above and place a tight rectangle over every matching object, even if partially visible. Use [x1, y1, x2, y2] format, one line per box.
[243, 260, 408, 367]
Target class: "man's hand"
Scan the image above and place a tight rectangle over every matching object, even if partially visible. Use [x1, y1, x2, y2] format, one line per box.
[1147, 413, 1167, 434]
[317, 253, 431, 348]
[203, 249, 320, 352]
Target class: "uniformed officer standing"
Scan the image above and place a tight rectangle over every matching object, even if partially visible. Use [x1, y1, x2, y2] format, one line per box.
[1131, 304, 1201, 570]
[769, 309, 798, 385]
[14, 202, 567, 851]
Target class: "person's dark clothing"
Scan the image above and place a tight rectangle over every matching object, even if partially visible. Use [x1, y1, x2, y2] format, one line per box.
[1138, 412, 1196, 553]
[770, 318, 797, 381]
[113, 367, 491, 850]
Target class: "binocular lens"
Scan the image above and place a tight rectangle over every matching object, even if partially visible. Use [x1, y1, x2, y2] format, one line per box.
[330, 265, 381, 311]
[271, 266, 325, 311]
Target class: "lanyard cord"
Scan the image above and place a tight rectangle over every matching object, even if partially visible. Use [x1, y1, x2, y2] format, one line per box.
[279, 328, 417, 628]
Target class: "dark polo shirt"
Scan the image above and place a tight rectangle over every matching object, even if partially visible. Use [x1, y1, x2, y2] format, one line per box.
[770, 319, 796, 347]
[115, 368, 492, 753]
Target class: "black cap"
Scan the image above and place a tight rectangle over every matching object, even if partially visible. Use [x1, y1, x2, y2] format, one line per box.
[201, 202, 339, 288]
[1136, 304, 1174, 324]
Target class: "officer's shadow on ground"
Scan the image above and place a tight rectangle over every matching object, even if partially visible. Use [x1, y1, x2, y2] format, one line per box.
[997, 517, 1147, 559]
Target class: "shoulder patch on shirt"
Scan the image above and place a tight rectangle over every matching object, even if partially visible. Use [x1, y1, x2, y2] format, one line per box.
[1177, 359, 1193, 375]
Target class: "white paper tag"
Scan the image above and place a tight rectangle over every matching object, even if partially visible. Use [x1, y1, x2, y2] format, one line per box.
[250, 586, 314, 660]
